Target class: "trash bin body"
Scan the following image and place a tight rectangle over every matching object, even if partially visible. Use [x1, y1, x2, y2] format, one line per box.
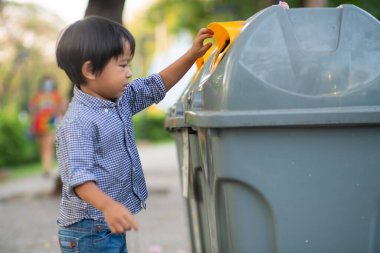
[168, 4, 380, 253]
[194, 126, 380, 253]
[166, 53, 218, 253]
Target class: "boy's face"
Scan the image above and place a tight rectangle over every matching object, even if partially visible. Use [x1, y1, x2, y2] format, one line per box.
[82, 41, 133, 101]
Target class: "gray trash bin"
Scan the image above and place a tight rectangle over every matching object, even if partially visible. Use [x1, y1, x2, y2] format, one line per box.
[168, 4, 380, 253]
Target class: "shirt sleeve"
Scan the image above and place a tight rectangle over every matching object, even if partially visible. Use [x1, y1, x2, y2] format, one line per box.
[123, 73, 166, 115]
[57, 120, 97, 197]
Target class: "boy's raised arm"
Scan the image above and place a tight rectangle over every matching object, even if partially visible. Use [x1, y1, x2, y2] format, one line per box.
[159, 28, 213, 92]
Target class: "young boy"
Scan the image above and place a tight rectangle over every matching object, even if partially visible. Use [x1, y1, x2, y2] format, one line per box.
[55, 16, 213, 252]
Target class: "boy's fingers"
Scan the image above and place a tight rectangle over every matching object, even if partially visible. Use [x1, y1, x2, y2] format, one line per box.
[197, 27, 208, 34]
[124, 212, 139, 231]
[129, 217, 139, 231]
[115, 223, 126, 234]
[198, 28, 214, 37]
[119, 217, 132, 231]
[109, 224, 121, 234]
[195, 34, 213, 48]
[202, 42, 213, 51]
[198, 33, 214, 41]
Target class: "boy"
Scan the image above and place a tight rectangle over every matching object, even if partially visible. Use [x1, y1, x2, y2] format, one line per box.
[55, 16, 213, 252]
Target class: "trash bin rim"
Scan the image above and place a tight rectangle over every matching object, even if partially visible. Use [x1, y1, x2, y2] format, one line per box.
[184, 106, 380, 128]
[164, 116, 187, 130]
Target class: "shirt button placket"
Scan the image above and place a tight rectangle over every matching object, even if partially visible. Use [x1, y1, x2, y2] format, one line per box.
[125, 131, 138, 198]
[120, 108, 143, 205]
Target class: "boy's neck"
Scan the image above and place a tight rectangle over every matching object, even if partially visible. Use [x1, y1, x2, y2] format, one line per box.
[77, 84, 118, 103]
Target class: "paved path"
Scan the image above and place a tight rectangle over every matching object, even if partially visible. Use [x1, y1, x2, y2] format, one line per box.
[0, 142, 191, 253]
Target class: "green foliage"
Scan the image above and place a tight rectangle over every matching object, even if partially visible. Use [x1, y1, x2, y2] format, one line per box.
[283, 0, 303, 7]
[147, 0, 211, 34]
[0, 109, 39, 167]
[147, 0, 291, 34]
[0, 1, 68, 110]
[328, 0, 380, 19]
[147, 0, 380, 36]
[7, 162, 43, 181]
[133, 111, 172, 142]
[147, 0, 266, 34]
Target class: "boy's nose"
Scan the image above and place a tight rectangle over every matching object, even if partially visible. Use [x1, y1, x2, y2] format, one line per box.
[126, 69, 132, 79]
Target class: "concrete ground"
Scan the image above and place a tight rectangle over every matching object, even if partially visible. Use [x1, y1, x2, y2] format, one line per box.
[0, 142, 191, 253]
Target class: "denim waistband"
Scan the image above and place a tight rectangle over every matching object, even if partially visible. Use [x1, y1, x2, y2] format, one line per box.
[61, 219, 109, 233]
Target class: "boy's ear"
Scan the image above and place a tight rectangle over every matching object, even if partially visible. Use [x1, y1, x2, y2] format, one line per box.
[81, 61, 96, 80]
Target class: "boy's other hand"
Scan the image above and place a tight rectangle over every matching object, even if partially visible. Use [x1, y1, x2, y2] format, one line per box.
[188, 28, 214, 61]
[103, 201, 139, 234]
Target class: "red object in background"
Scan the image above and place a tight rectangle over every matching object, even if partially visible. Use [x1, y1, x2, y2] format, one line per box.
[30, 91, 62, 136]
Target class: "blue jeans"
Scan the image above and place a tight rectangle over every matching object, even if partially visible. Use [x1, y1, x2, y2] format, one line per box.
[58, 219, 127, 253]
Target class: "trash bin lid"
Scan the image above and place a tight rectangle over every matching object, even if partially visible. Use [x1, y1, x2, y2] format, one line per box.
[165, 21, 244, 130]
[185, 5, 380, 128]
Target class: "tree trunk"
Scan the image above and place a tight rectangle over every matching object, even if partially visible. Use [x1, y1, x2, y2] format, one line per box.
[85, 0, 126, 24]
[302, 0, 327, 7]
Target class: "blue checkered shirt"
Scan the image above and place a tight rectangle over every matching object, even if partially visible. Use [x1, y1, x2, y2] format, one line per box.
[56, 73, 166, 226]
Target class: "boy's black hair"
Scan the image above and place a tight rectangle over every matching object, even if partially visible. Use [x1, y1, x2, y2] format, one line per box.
[56, 16, 135, 86]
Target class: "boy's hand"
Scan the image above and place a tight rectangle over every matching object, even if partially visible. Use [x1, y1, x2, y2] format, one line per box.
[188, 28, 214, 62]
[159, 27, 213, 91]
[103, 200, 139, 234]
[74, 181, 139, 234]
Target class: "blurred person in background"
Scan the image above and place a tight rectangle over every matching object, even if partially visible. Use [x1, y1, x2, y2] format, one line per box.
[29, 76, 64, 177]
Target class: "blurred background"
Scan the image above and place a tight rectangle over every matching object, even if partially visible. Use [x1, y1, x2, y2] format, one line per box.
[0, 0, 379, 173]
[0, 0, 379, 252]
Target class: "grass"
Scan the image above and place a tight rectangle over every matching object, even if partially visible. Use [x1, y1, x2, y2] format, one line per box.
[0, 160, 58, 183]
[8, 162, 43, 180]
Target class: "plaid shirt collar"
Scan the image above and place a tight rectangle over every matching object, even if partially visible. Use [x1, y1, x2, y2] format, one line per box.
[73, 85, 120, 109]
